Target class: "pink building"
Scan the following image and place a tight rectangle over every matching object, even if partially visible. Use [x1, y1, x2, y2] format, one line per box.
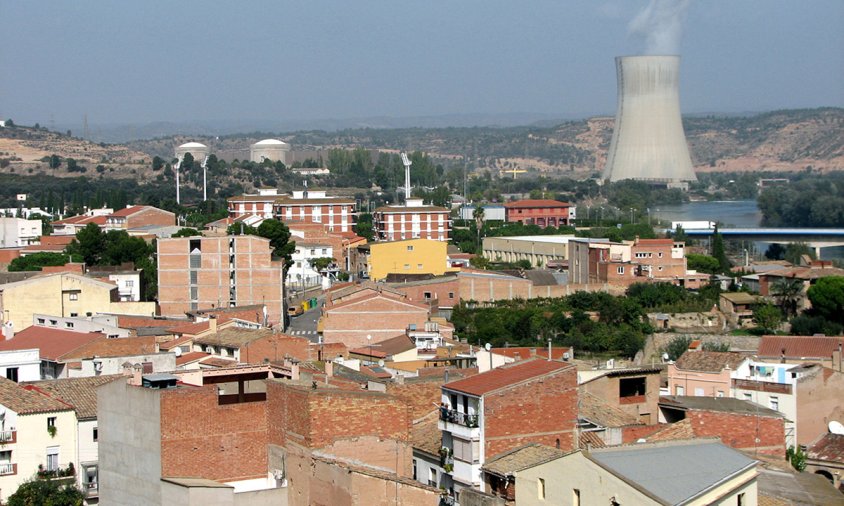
[667, 351, 749, 398]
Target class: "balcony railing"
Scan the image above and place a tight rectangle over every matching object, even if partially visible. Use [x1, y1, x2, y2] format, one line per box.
[0, 463, 16, 476]
[0, 430, 16, 444]
[732, 378, 792, 395]
[84, 481, 99, 497]
[439, 408, 479, 428]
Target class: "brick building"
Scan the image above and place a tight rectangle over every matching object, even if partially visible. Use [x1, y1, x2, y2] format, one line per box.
[226, 188, 279, 220]
[157, 235, 285, 323]
[503, 199, 574, 227]
[373, 198, 451, 242]
[667, 351, 750, 398]
[227, 188, 357, 233]
[657, 396, 787, 457]
[579, 366, 662, 425]
[104, 205, 176, 231]
[434, 359, 578, 498]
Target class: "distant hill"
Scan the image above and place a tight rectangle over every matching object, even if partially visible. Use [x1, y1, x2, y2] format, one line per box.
[2, 108, 842, 184]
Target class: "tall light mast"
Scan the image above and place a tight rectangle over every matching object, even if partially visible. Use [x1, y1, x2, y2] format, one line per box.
[201, 155, 209, 201]
[174, 155, 183, 205]
[400, 152, 412, 204]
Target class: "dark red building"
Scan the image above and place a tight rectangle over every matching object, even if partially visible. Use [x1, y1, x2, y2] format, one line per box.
[504, 199, 574, 227]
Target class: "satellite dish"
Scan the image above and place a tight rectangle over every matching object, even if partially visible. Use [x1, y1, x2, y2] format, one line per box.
[829, 421, 844, 435]
[484, 343, 491, 352]
[378, 359, 385, 367]
[174, 348, 182, 357]
[662, 352, 670, 362]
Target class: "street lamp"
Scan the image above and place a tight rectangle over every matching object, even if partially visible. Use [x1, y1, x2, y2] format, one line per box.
[367, 334, 372, 364]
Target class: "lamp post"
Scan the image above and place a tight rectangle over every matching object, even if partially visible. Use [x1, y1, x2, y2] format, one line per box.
[367, 334, 372, 365]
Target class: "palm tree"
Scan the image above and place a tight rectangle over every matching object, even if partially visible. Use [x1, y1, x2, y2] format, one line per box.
[473, 205, 485, 251]
[771, 277, 804, 318]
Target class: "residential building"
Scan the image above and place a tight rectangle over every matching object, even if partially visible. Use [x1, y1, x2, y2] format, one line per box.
[373, 198, 451, 242]
[0, 377, 78, 504]
[51, 214, 108, 236]
[0, 217, 42, 248]
[157, 235, 285, 323]
[481, 443, 568, 502]
[288, 222, 366, 274]
[579, 366, 662, 425]
[226, 188, 279, 220]
[514, 440, 758, 505]
[368, 238, 457, 281]
[192, 325, 311, 364]
[719, 292, 763, 327]
[503, 199, 574, 227]
[288, 242, 335, 291]
[31, 313, 130, 339]
[758, 262, 844, 312]
[657, 396, 787, 457]
[86, 264, 144, 302]
[386, 274, 460, 313]
[804, 433, 844, 491]
[667, 351, 749, 397]
[26, 375, 124, 501]
[274, 189, 356, 233]
[755, 335, 844, 367]
[349, 334, 418, 364]
[435, 359, 577, 497]
[103, 205, 175, 231]
[482, 235, 575, 268]
[0, 327, 105, 380]
[458, 268, 597, 302]
[0, 272, 156, 332]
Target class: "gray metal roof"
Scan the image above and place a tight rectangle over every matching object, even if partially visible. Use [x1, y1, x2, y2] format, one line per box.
[588, 441, 756, 505]
[660, 395, 784, 418]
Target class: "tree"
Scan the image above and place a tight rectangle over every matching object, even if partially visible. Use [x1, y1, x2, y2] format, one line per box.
[711, 226, 731, 273]
[257, 219, 295, 269]
[753, 303, 783, 333]
[48, 154, 61, 169]
[354, 212, 375, 242]
[473, 205, 485, 251]
[7, 478, 84, 506]
[8, 252, 71, 272]
[171, 228, 201, 237]
[807, 276, 844, 324]
[663, 335, 693, 361]
[152, 156, 165, 171]
[686, 253, 720, 274]
[68, 223, 105, 265]
[770, 277, 804, 318]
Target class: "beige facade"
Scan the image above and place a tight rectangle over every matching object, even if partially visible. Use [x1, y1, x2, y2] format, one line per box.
[0, 273, 155, 332]
[157, 236, 285, 323]
[483, 235, 574, 268]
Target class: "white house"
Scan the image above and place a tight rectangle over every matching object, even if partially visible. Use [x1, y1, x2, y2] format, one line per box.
[287, 243, 335, 290]
[0, 217, 42, 248]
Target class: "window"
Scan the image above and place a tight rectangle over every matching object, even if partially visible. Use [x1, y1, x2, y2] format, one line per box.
[412, 459, 417, 481]
[428, 468, 437, 487]
[69, 293, 78, 301]
[37, 318, 45, 325]
[424, 292, 432, 300]
[448, 292, 454, 299]
[125, 280, 134, 288]
[65, 322, 74, 329]
[616, 266, 625, 274]
[47, 417, 56, 430]
[717, 390, 725, 397]
[69, 313, 78, 318]
[538, 478, 546, 499]
[743, 393, 753, 401]
[769, 396, 779, 411]
[676, 385, 685, 396]
[49, 320, 57, 326]
[93, 427, 98, 442]
[694, 388, 705, 396]
[46, 447, 59, 471]
[407, 245, 414, 251]
[573, 489, 581, 506]
[417, 263, 423, 269]
[619, 377, 646, 398]
[452, 438, 479, 463]
[190, 271, 198, 284]
[5, 368, 18, 383]
[404, 264, 410, 270]
[737, 492, 745, 506]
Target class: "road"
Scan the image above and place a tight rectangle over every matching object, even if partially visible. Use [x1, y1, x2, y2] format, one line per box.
[285, 296, 323, 343]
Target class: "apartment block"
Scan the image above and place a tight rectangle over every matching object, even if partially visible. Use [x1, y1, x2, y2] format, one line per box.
[157, 235, 285, 323]
[373, 199, 451, 242]
[0, 217, 42, 248]
[503, 199, 574, 227]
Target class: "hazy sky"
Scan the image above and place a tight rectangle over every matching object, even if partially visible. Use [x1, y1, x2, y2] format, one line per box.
[2, 0, 843, 126]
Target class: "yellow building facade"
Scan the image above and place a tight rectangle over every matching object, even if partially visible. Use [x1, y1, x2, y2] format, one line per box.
[368, 239, 457, 281]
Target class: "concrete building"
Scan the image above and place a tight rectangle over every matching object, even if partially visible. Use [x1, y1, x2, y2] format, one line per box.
[603, 55, 697, 187]
[482, 235, 575, 268]
[0, 273, 156, 333]
[288, 242, 334, 291]
[579, 366, 662, 425]
[515, 440, 757, 505]
[503, 199, 574, 227]
[157, 235, 285, 323]
[0, 377, 78, 504]
[0, 217, 42, 248]
[368, 238, 456, 281]
[373, 198, 451, 242]
[458, 204, 505, 222]
[249, 139, 291, 164]
[435, 359, 577, 498]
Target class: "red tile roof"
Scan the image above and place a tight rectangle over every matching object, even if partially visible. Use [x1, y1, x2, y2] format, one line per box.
[757, 335, 844, 360]
[504, 199, 571, 208]
[176, 351, 210, 366]
[674, 351, 748, 372]
[443, 359, 572, 396]
[159, 334, 194, 351]
[806, 433, 844, 463]
[115, 316, 187, 329]
[0, 377, 74, 415]
[171, 320, 211, 335]
[635, 239, 674, 245]
[108, 205, 148, 217]
[51, 215, 107, 226]
[60, 336, 157, 360]
[25, 375, 124, 420]
[492, 346, 572, 361]
[0, 327, 105, 361]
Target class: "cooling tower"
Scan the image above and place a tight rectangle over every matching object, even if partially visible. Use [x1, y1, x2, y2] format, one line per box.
[602, 55, 696, 185]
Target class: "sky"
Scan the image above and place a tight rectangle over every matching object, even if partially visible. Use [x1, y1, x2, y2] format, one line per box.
[1, 0, 843, 128]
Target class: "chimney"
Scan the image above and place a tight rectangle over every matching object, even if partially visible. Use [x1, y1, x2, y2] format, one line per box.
[130, 363, 143, 386]
[209, 315, 217, 333]
[325, 361, 333, 377]
[781, 348, 787, 364]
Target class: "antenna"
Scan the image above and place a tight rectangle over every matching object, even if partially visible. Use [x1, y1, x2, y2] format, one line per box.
[400, 152, 412, 204]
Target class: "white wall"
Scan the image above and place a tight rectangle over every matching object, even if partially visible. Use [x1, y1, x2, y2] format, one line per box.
[69, 353, 176, 378]
[0, 349, 41, 382]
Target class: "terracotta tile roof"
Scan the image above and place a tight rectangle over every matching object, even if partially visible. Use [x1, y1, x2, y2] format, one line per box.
[0, 377, 73, 415]
[0, 327, 105, 361]
[24, 375, 123, 420]
[194, 327, 273, 348]
[757, 335, 844, 360]
[51, 214, 107, 226]
[170, 320, 211, 335]
[115, 316, 187, 329]
[200, 357, 238, 368]
[634, 238, 674, 245]
[580, 430, 607, 449]
[660, 396, 784, 418]
[674, 351, 748, 372]
[483, 443, 569, 476]
[761, 266, 844, 280]
[503, 199, 571, 208]
[109, 205, 172, 218]
[159, 334, 194, 351]
[643, 419, 696, 442]
[351, 334, 416, 358]
[176, 351, 210, 366]
[443, 359, 572, 396]
[411, 411, 442, 456]
[806, 433, 844, 463]
[492, 346, 572, 361]
[720, 292, 762, 305]
[579, 392, 642, 427]
[59, 336, 157, 360]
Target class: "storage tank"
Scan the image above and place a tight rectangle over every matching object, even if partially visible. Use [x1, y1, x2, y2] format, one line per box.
[602, 56, 696, 187]
[174, 141, 210, 161]
[250, 139, 291, 164]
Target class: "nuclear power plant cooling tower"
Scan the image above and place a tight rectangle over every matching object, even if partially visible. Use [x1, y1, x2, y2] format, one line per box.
[602, 55, 696, 186]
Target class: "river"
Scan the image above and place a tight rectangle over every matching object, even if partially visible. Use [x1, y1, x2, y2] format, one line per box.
[654, 200, 761, 228]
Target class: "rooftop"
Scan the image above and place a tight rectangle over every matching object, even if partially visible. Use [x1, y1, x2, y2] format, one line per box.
[59, 336, 157, 360]
[805, 433, 844, 463]
[0, 327, 105, 361]
[720, 292, 762, 305]
[483, 443, 570, 477]
[443, 359, 572, 397]
[350, 334, 416, 358]
[492, 346, 571, 361]
[0, 377, 73, 415]
[659, 395, 784, 418]
[25, 375, 123, 420]
[411, 411, 443, 456]
[674, 350, 748, 372]
[579, 391, 642, 427]
[194, 327, 274, 348]
[757, 335, 844, 360]
[503, 199, 571, 208]
[588, 440, 756, 505]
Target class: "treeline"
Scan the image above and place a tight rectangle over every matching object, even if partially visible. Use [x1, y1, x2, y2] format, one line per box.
[450, 282, 723, 358]
[757, 172, 844, 227]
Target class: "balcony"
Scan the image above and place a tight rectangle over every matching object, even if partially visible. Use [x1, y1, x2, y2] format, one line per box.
[84, 481, 99, 498]
[438, 409, 480, 440]
[0, 430, 16, 444]
[0, 463, 16, 476]
[732, 378, 792, 395]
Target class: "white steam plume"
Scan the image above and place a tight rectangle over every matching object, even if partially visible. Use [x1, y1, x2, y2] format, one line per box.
[629, 0, 691, 55]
